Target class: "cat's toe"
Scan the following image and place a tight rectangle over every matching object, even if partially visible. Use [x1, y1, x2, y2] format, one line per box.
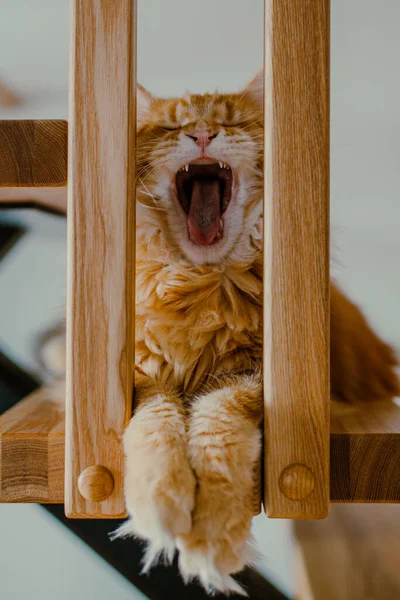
[177, 532, 252, 596]
[113, 462, 196, 571]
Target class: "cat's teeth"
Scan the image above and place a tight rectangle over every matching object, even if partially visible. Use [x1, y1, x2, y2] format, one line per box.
[219, 162, 223, 168]
[184, 164, 189, 172]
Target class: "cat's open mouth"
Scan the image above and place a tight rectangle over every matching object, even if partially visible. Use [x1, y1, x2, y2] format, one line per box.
[175, 160, 233, 246]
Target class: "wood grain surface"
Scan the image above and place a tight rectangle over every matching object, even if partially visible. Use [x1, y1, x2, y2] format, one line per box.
[0, 120, 67, 213]
[0, 395, 398, 505]
[295, 503, 400, 600]
[0, 386, 64, 503]
[330, 399, 400, 502]
[0, 120, 67, 186]
[66, 0, 136, 518]
[263, 0, 330, 517]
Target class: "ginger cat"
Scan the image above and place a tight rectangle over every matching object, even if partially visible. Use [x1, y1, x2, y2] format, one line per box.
[42, 72, 399, 596]
[113, 72, 399, 594]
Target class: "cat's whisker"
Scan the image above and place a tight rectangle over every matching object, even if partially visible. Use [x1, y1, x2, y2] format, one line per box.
[136, 198, 167, 212]
[136, 157, 170, 181]
[137, 177, 168, 213]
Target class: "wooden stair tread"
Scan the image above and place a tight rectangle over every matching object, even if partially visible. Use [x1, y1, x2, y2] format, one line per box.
[331, 398, 400, 434]
[330, 399, 400, 502]
[0, 120, 67, 214]
[1, 390, 399, 505]
[0, 385, 65, 503]
[295, 504, 400, 600]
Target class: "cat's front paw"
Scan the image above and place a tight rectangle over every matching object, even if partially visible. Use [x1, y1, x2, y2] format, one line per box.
[175, 379, 262, 595]
[113, 401, 196, 570]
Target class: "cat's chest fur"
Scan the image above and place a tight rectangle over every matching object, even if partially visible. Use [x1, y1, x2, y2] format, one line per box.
[135, 255, 263, 394]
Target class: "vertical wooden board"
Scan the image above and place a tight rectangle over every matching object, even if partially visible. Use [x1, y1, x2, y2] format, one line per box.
[66, 0, 136, 517]
[264, 0, 330, 517]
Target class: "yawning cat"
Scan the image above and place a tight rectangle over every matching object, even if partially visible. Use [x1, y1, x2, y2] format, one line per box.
[42, 71, 399, 596]
[113, 72, 399, 595]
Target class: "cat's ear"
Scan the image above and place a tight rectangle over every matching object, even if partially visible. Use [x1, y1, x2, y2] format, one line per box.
[137, 84, 153, 129]
[242, 70, 264, 109]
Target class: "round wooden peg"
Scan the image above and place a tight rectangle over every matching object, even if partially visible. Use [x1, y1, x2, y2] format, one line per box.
[279, 464, 315, 501]
[78, 465, 114, 502]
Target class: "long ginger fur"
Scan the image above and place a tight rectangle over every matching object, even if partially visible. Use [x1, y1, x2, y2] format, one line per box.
[116, 73, 400, 595]
[43, 73, 399, 596]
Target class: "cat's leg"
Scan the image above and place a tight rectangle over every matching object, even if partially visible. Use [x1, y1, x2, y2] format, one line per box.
[331, 283, 400, 403]
[114, 374, 196, 570]
[177, 373, 262, 596]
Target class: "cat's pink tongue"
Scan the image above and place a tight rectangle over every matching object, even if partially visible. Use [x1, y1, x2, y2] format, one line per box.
[188, 179, 221, 246]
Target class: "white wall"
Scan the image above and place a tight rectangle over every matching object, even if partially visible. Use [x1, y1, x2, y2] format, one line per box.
[0, 0, 400, 598]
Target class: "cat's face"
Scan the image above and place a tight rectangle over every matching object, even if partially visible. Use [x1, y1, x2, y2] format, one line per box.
[136, 72, 263, 265]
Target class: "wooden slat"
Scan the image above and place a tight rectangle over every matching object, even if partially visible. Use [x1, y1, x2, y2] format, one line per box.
[0, 120, 68, 213]
[66, 0, 136, 518]
[0, 386, 64, 503]
[330, 399, 400, 502]
[295, 504, 400, 600]
[263, 0, 330, 517]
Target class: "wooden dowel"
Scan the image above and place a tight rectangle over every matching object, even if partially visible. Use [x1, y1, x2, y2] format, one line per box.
[66, 0, 136, 518]
[264, 0, 330, 518]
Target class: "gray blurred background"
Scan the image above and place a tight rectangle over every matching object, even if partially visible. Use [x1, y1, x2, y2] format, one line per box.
[0, 0, 399, 598]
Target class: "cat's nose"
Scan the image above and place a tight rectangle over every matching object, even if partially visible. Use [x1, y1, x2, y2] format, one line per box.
[186, 127, 218, 153]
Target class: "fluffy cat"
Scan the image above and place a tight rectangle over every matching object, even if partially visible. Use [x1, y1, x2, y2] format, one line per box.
[116, 72, 399, 595]
[42, 72, 399, 596]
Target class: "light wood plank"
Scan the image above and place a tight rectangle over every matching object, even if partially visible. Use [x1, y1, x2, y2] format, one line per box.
[330, 399, 400, 502]
[0, 386, 64, 503]
[264, 0, 330, 517]
[295, 504, 400, 600]
[66, 0, 136, 518]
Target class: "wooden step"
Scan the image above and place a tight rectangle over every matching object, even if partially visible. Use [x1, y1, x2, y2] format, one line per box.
[1, 389, 399, 505]
[0, 385, 64, 503]
[330, 399, 400, 502]
[0, 120, 67, 214]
